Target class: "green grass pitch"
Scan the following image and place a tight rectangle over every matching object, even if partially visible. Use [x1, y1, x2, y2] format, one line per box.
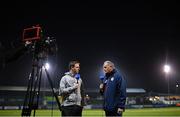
[0, 107, 180, 116]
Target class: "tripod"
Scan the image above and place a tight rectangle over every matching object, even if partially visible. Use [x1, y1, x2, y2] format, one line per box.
[21, 42, 61, 116]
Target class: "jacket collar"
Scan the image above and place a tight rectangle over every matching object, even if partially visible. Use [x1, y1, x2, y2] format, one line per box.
[105, 69, 116, 79]
[65, 72, 75, 77]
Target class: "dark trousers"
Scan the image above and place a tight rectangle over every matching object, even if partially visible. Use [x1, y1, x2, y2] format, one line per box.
[105, 110, 122, 117]
[61, 105, 83, 116]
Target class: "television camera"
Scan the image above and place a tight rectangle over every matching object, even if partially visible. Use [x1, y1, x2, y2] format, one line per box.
[21, 25, 61, 116]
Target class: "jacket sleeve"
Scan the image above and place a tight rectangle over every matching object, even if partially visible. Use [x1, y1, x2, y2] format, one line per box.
[116, 75, 127, 110]
[59, 76, 77, 95]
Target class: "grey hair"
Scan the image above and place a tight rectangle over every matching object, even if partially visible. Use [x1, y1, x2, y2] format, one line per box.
[104, 60, 115, 69]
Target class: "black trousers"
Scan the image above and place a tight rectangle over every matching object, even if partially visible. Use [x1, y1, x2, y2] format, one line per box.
[61, 105, 83, 116]
[105, 110, 122, 117]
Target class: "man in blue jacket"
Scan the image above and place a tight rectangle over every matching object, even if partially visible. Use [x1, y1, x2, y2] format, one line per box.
[100, 61, 127, 116]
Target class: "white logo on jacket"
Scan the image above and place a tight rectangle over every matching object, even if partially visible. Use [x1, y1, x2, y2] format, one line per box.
[111, 77, 114, 81]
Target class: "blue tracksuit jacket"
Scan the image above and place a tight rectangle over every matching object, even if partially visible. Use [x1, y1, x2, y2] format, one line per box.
[102, 69, 127, 111]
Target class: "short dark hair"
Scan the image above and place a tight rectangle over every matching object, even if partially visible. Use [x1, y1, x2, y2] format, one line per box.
[69, 60, 80, 70]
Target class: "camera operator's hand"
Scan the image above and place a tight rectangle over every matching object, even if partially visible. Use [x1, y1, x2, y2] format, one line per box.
[25, 41, 32, 47]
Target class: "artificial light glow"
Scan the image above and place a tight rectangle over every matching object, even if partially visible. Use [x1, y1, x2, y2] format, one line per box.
[164, 65, 170, 73]
[45, 63, 50, 70]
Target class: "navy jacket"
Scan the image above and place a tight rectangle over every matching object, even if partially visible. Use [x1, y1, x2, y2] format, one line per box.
[101, 69, 127, 111]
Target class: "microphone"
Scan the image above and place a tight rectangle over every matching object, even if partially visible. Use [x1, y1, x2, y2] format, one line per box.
[99, 75, 105, 84]
[75, 73, 80, 83]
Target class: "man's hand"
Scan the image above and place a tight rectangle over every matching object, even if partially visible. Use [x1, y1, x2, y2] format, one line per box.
[99, 83, 104, 89]
[117, 108, 123, 114]
[73, 83, 79, 89]
[99, 83, 104, 95]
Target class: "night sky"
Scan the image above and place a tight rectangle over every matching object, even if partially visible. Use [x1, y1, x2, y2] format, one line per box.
[0, 1, 179, 93]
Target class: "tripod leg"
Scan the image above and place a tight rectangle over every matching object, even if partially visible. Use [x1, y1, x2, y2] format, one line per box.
[44, 68, 61, 111]
[21, 73, 32, 116]
[32, 65, 41, 116]
[21, 65, 36, 116]
[33, 67, 43, 116]
[28, 65, 35, 112]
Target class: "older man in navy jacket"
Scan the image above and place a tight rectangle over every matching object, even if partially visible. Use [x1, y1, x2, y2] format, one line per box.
[100, 61, 127, 117]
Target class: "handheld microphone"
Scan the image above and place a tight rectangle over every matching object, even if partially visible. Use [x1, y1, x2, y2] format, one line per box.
[75, 73, 80, 83]
[99, 75, 104, 83]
